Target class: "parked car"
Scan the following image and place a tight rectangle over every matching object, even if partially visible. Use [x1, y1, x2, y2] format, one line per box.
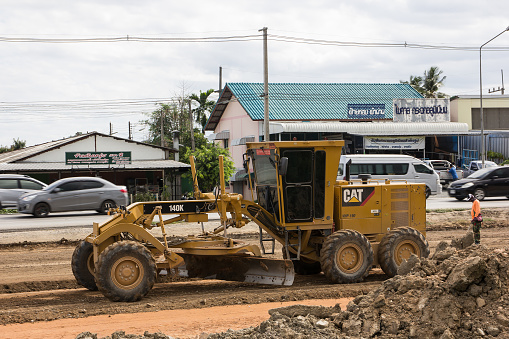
[463, 160, 498, 177]
[0, 174, 47, 209]
[448, 166, 509, 201]
[423, 160, 464, 185]
[338, 154, 441, 198]
[18, 177, 128, 217]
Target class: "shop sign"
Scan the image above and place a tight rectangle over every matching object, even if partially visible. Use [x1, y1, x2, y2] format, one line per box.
[393, 98, 450, 122]
[65, 152, 132, 165]
[347, 104, 386, 119]
[364, 136, 425, 150]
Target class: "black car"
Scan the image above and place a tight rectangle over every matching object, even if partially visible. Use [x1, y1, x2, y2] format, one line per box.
[448, 166, 509, 201]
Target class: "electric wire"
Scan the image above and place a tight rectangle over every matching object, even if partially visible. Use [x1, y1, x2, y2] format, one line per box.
[0, 33, 507, 51]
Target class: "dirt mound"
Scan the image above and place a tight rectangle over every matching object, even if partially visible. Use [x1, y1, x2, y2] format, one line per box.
[74, 233, 509, 338]
[207, 238, 509, 338]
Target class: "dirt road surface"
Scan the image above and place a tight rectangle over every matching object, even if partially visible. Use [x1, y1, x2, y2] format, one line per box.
[0, 207, 508, 338]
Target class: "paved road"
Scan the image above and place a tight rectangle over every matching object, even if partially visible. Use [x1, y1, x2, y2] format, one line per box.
[0, 192, 507, 239]
[426, 191, 509, 210]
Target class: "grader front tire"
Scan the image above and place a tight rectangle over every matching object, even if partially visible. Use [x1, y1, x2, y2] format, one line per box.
[320, 230, 373, 283]
[71, 241, 97, 291]
[378, 227, 430, 278]
[95, 240, 156, 302]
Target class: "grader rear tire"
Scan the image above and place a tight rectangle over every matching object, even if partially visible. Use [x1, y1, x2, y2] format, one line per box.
[71, 241, 97, 291]
[378, 227, 430, 278]
[320, 230, 373, 283]
[283, 249, 322, 275]
[95, 240, 156, 302]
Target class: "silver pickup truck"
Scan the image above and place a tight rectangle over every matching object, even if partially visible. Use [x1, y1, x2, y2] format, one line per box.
[424, 160, 464, 185]
[463, 160, 498, 177]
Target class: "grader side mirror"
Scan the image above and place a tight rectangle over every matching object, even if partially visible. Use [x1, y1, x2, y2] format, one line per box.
[279, 157, 288, 176]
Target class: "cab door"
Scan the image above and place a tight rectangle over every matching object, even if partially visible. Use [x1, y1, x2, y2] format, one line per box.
[282, 149, 313, 222]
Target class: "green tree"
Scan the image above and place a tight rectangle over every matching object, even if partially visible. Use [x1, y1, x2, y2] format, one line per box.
[182, 143, 235, 193]
[142, 102, 190, 148]
[12, 138, 26, 150]
[180, 129, 209, 153]
[0, 138, 27, 154]
[190, 89, 216, 132]
[401, 66, 447, 98]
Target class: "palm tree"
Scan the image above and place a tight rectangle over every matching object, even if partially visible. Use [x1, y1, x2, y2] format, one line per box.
[401, 66, 447, 98]
[190, 89, 216, 132]
[401, 75, 424, 95]
[422, 66, 446, 98]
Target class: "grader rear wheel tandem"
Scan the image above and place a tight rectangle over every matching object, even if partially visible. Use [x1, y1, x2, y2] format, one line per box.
[378, 227, 430, 278]
[320, 230, 374, 283]
[95, 240, 156, 302]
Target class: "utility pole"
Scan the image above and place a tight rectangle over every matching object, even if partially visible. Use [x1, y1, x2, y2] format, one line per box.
[128, 121, 132, 140]
[219, 66, 223, 91]
[488, 69, 505, 95]
[259, 27, 269, 141]
[160, 108, 164, 147]
[189, 99, 195, 151]
[110, 122, 113, 135]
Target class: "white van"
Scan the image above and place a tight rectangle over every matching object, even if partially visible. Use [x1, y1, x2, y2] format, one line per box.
[338, 154, 442, 198]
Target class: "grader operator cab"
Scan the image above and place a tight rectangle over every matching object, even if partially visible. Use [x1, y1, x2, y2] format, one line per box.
[72, 140, 429, 301]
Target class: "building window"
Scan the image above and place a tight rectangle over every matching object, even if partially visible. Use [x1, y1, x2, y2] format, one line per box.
[471, 108, 509, 130]
[223, 139, 229, 149]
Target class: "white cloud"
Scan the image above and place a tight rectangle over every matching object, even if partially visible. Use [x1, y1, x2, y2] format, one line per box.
[1, 0, 509, 146]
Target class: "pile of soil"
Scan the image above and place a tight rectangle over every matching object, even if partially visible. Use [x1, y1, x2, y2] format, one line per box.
[76, 232, 509, 338]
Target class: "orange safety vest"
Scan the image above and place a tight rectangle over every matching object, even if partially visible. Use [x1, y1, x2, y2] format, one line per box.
[471, 199, 481, 219]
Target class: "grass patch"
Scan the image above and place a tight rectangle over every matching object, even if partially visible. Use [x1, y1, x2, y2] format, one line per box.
[0, 209, 17, 214]
[426, 208, 468, 213]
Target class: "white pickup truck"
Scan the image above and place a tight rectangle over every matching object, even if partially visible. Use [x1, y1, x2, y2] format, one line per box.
[424, 160, 464, 185]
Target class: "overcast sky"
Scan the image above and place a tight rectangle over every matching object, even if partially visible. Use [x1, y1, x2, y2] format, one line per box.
[1, 0, 509, 147]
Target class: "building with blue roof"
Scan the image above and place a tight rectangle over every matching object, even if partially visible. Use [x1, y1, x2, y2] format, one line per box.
[205, 82, 469, 195]
[206, 82, 423, 128]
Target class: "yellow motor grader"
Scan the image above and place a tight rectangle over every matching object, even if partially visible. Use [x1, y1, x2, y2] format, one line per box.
[72, 140, 429, 301]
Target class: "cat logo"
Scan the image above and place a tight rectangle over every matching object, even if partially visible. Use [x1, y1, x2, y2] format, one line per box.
[342, 187, 375, 207]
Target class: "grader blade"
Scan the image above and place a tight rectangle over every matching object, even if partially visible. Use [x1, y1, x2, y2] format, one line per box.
[178, 254, 295, 286]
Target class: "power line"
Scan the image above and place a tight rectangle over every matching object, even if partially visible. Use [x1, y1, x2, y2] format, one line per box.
[0, 33, 507, 51]
[0, 34, 262, 43]
[268, 34, 509, 51]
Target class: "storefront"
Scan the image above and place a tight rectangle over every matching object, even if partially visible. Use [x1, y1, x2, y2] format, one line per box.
[0, 132, 190, 200]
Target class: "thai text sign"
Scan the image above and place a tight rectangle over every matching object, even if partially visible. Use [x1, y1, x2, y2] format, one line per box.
[364, 136, 425, 150]
[347, 104, 386, 120]
[65, 152, 131, 165]
[393, 98, 450, 122]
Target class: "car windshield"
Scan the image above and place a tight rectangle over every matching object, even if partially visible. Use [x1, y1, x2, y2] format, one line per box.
[468, 167, 496, 179]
